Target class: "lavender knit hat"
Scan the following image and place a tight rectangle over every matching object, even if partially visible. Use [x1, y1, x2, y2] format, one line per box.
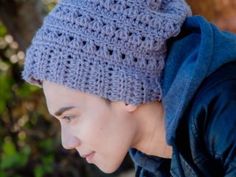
[22, 0, 191, 105]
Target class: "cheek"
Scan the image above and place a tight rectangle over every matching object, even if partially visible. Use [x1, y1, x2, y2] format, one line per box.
[80, 112, 111, 147]
[81, 110, 123, 147]
[80, 112, 135, 173]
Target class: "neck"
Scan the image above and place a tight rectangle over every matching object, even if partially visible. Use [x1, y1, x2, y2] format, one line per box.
[132, 101, 172, 159]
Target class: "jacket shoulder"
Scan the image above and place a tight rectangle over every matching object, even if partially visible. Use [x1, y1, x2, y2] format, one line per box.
[187, 61, 236, 173]
[189, 61, 236, 133]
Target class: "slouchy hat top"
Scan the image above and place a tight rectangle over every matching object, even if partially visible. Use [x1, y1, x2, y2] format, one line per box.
[22, 0, 191, 105]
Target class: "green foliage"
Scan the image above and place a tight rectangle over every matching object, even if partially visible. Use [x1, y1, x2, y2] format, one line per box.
[16, 83, 40, 98]
[42, 0, 58, 11]
[0, 18, 60, 177]
[0, 137, 31, 170]
[0, 73, 12, 114]
[0, 22, 7, 37]
[34, 155, 54, 177]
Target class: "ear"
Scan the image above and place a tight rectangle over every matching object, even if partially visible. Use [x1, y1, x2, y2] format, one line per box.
[124, 103, 138, 112]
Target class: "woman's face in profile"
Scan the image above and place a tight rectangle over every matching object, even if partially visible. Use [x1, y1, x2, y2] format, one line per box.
[42, 81, 137, 173]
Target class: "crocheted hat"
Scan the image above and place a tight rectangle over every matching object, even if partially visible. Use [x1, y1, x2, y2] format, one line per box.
[22, 0, 191, 105]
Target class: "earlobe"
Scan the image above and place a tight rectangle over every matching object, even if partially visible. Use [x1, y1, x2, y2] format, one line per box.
[124, 103, 138, 112]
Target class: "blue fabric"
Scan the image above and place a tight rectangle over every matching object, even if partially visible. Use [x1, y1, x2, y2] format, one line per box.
[129, 148, 171, 176]
[162, 15, 236, 145]
[130, 15, 236, 176]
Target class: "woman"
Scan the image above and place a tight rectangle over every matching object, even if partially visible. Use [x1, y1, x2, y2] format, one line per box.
[22, 0, 236, 176]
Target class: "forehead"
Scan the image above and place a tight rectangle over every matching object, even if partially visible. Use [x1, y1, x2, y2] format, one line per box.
[42, 81, 85, 114]
[42, 81, 108, 115]
[43, 81, 81, 96]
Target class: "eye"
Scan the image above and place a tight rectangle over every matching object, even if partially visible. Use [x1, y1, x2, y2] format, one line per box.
[62, 115, 75, 123]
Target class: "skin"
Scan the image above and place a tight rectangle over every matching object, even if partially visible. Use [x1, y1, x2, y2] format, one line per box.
[43, 81, 172, 173]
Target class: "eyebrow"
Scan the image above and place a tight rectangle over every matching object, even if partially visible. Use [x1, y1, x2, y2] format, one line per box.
[54, 106, 75, 117]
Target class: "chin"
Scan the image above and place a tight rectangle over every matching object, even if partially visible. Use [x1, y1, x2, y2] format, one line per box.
[97, 162, 121, 174]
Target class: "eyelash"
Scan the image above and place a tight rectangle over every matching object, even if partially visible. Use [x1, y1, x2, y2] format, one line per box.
[62, 115, 74, 123]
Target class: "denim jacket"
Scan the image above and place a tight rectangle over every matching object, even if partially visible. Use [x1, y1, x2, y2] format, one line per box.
[130, 61, 236, 177]
[129, 15, 236, 177]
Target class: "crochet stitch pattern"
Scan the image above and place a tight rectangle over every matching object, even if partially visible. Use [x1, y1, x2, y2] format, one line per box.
[23, 0, 191, 105]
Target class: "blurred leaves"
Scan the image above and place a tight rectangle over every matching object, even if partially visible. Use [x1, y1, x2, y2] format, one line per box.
[0, 137, 31, 170]
[0, 2, 67, 177]
[0, 73, 12, 114]
[0, 22, 7, 37]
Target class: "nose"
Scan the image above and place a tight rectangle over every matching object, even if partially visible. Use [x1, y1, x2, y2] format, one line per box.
[61, 124, 81, 150]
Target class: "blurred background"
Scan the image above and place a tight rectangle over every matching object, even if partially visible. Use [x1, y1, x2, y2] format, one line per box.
[0, 0, 235, 177]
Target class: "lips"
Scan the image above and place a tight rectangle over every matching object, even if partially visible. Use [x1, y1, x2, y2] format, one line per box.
[81, 151, 94, 158]
[81, 151, 95, 163]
